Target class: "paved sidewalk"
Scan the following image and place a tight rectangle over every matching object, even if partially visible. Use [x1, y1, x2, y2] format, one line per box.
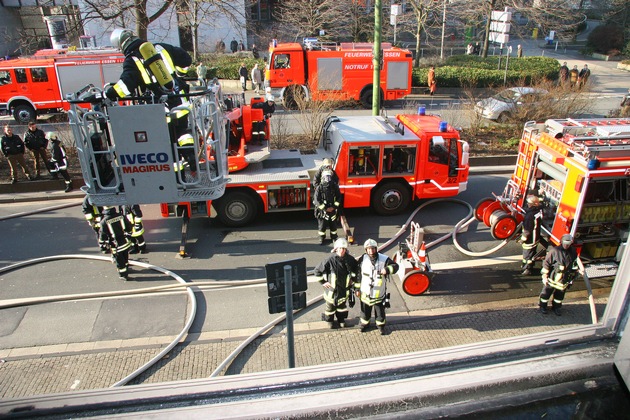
[0, 289, 608, 399]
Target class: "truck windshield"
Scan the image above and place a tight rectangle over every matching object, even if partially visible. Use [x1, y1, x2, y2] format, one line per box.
[273, 54, 290, 69]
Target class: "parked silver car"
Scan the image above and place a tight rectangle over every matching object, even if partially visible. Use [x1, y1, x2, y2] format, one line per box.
[475, 87, 548, 122]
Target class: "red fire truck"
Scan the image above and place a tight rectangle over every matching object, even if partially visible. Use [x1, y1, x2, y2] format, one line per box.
[0, 48, 124, 123]
[264, 41, 413, 108]
[475, 117, 630, 278]
[161, 107, 470, 228]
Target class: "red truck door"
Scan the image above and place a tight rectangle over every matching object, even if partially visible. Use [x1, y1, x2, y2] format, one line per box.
[417, 135, 462, 197]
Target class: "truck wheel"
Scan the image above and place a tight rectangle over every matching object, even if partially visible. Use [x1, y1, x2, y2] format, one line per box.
[360, 88, 382, 108]
[402, 270, 431, 296]
[13, 104, 36, 124]
[371, 182, 410, 215]
[216, 191, 258, 227]
[283, 86, 303, 110]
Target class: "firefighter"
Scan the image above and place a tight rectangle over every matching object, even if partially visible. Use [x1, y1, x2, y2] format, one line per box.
[355, 239, 399, 334]
[106, 28, 192, 139]
[46, 131, 73, 192]
[314, 169, 343, 244]
[175, 133, 198, 180]
[251, 94, 276, 143]
[313, 158, 339, 191]
[520, 195, 543, 275]
[81, 195, 108, 253]
[99, 206, 133, 280]
[121, 204, 147, 254]
[314, 238, 358, 329]
[539, 234, 580, 316]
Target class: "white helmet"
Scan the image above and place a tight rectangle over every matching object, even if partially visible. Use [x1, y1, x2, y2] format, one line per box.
[526, 195, 540, 206]
[265, 94, 275, 102]
[561, 234, 573, 247]
[110, 28, 137, 53]
[323, 158, 333, 167]
[45, 131, 59, 141]
[364, 238, 378, 250]
[333, 238, 348, 250]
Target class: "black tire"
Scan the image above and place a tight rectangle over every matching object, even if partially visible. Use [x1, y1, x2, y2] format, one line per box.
[370, 182, 411, 215]
[360, 87, 383, 108]
[283, 85, 303, 110]
[13, 104, 36, 124]
[215, 191, 258, 227]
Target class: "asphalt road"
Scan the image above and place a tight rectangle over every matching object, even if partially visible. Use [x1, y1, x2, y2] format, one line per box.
[0, 173, 614, 349]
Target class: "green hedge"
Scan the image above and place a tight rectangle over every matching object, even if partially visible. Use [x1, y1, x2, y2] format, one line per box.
[414, 56, 559, 87]
[193, 53, 265, 80]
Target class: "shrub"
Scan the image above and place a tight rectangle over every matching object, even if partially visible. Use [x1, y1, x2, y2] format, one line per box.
[587, 24, 625, 54]
[413, 56, 559, 88]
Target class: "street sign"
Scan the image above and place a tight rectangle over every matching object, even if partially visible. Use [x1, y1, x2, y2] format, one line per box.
[489, 33, 510, 44]
[491, 10, 512, 22]
[490, 22, 511, 33]
[265, 258, 307, 297]
[268, 292, 307, 314]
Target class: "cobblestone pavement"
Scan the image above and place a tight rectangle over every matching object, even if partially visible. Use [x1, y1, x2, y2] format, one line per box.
[0, 293, 607, 400]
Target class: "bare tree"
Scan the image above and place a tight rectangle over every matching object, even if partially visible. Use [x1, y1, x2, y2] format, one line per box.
[406, 0, 442, 66]
[274, 0, 348, 42]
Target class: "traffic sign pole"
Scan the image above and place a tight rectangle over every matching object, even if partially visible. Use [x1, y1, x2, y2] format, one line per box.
[283, 264, 295, 368]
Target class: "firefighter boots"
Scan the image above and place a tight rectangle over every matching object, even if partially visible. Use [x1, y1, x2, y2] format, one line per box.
[539, 306, 548, 315]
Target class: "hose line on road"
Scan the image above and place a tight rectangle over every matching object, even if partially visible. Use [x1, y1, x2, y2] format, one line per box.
[0, 200, 81, 221]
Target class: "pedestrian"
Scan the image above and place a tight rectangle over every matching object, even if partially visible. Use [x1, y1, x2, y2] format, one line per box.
[313, 157, 339, 192]
[473, 42, 480, 55]
[251, 94, 276, 142]
[313, 168, 343, 244]
[252, 44, 259, 59]
[1, 124, 33, 184]
[520, 195, 543, 275]
[517, 44, 523, 58]
[121, 204, 147, 254]
[251, 63, 262, 94]
[82, 195, 108, 253]
[230, 38, 238, 53]
[539, 234, 581, 316]
[466, 43, 473, 55]
[239, 62, 248, 91]
[559, 62, 569, 85]
[106, 28, 192, 139]
[46, 131, 73, 192]
[23, 121, 51, 179]
[355, 239, 399, 334]
[569, 65, 579, 88]
[314, 237, 358, 329]
[621, 88, 630, 117]
[197, 61, 208, 85]
[427, 65, 436, 96]
[99, 206, 132, 280]
[238, 40, 245, 52]
[578, 64, 591, 88]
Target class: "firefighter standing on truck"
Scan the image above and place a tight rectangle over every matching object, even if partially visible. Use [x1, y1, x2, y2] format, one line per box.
[314, 168, 343, 244]
[539, 234, 581, 316]
[106, 28, 192, 138]
[355, 239, 399, 335]
[314, 238, 358, 329]
[520, 195, 543, 275]
[99, 206, 132, 280]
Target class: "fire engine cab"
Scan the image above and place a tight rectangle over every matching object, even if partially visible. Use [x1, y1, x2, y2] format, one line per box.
[161, 109, 470, 227]
[0, 48, 123, 123]
[67, 84, 229, 207]
[476, 117, 630, 278]
[265, 40, 412, 108]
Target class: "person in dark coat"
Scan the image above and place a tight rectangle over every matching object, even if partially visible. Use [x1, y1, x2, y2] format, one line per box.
[121, 204, 147, 254]
[46, 131, 73, 192]
[99, 206, 132, 280]
[1, 124, 33, 183]
[251, 94, 275, 142]
[520, 195, 543, 275]
[314, 238, 358, 329]
[23, 121, 51, 179]
[239, 62, 248, 91]
[313, 170, 343, 244]
[559, 62, 569, 85]
[539, 234, 581, 316]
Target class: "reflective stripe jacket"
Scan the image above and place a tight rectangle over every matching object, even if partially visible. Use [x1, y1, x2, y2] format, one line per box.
[314, 253, 358, 305]
[356, 253, 399, 305]
[541, 245, 578, 290]
[521, 205, 543, 249]
[99, 209, 132, 253]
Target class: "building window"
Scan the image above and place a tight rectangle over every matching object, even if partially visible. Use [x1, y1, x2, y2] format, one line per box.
[251, 0, 272, 21]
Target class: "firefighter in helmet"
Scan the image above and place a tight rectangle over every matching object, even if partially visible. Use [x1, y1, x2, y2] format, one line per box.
[539, 234, 581, 316]
[313, 167, 343, 244]
[99, 206, 133, 280]
[82, 195, 108, 253]
[313, 157, 339, 191]
[175, 132, 198, 181]
[355, 239, 399, 334]
[314, 238, 358, 329]
[520, 195, 543, 275]
[251, 94, 276, 144]
[106, 28, 192, 139]
[120, 204, 147, 254]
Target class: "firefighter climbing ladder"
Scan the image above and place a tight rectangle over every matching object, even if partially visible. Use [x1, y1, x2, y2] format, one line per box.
[67, 87, 229, 207]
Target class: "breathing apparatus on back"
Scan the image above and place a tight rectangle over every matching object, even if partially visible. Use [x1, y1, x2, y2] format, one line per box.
[139, 42, 175, 92]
